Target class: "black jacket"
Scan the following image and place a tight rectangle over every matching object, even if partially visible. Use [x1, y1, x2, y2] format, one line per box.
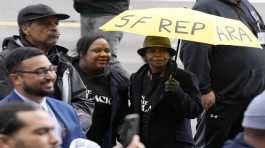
[73, 0, 129, 15]
[129, 61, 203, 148]
[180, 0, 265, 104]
[0, 35, 95, 131]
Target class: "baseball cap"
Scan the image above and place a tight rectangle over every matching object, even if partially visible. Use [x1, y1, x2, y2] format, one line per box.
[242, 91, 265, 130]
[17, 4, 69, 26]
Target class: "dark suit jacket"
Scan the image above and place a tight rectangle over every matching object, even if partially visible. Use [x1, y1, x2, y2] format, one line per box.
[0, 90, 85, 148]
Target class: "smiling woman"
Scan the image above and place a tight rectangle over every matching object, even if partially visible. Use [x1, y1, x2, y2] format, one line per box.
[75, 35, 111, 74]
[71, 34, 130, 148]
[128, 35, 203, 148]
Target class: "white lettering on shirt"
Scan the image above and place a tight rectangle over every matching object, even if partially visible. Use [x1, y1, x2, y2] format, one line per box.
[95, 95, 112, 105]
[141, 96, 151, 112]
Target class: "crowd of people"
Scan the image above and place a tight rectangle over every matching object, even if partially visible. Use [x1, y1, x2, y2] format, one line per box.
[1, 0, 265, 148]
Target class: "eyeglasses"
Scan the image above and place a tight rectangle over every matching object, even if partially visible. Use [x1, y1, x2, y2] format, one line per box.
[15, 65, 57, 77]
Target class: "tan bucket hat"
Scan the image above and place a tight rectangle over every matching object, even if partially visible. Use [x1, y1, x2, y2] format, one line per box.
[137, 36, 176, 56]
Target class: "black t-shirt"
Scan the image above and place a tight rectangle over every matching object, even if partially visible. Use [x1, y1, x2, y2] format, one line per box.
[75, 65, 112, 146]
[140, 72, 162, 145]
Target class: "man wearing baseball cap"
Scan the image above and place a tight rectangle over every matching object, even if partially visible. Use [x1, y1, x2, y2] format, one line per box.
[129, 36, 203, 148]
[0, 4, 94, 132]
[5, 4, 69, 53]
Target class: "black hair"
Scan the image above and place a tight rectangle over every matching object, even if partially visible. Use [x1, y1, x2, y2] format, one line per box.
[76, 34, 106, 56]
[5, 47, 44, 74]
[0, 103, 37, 135]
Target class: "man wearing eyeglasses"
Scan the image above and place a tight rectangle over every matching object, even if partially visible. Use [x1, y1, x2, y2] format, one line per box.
[0, 4, 94, 133]
[0, 47, 85, 148]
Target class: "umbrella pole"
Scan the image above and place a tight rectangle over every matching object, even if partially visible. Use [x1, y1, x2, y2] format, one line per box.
[174, 39, 182, 65]
[169, 39, 182, 80]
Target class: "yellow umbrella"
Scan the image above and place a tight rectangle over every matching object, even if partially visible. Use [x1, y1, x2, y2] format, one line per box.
[100, 8, 262, 48]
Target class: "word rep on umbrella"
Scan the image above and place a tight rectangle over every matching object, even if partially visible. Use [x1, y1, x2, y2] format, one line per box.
[114, 15, 253, 42]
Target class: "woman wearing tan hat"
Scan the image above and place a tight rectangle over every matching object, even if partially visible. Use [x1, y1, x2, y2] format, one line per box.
[129, 36, 203, 148]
